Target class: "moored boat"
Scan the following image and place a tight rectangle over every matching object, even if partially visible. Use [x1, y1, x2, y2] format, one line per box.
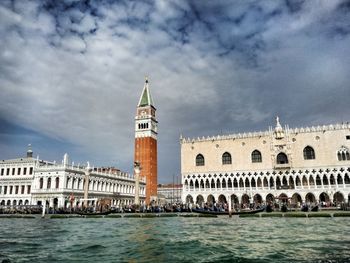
[192, 207, 265, 215]
[76, 210, 112, 216]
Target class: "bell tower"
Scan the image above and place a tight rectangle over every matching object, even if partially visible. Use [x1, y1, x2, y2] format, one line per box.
[134, 77, 158, 204]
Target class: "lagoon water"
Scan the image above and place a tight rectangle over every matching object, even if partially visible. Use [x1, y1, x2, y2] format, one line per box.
[0, 216, 349, 263]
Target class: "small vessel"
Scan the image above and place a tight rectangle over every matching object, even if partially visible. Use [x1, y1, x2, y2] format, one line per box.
[76, 210, 112, 216]
[192, 207, 265, 215]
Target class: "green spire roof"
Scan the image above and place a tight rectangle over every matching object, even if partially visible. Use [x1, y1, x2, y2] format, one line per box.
[138, 78, 154, 107]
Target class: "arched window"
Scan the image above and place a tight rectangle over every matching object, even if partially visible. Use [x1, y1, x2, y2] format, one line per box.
[222, 152, 232, 165]
[303, 146, 315, 160]
[47, 178, 51, 189]
[277, 152, 288, 164]
[55, 177, 59, 189]
[337, 146, 350, 161]
[251, 150, 262, 163]
[196, 154, 205, 166]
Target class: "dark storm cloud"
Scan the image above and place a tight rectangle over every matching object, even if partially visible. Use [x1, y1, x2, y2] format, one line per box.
[0, 0, 349, 182]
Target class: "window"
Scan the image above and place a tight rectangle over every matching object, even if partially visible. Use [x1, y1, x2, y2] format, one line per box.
[21, 185, 25, 194]
[18, 168, 21, 175]
[15, 185, 19, 194]
[222, 152, 232, 165]
[346, 135, 350, 140]
[4, 186, 7, 195]
[27, 185, 31, 194]
[303, 146, 315, 160]
[47, 178, 51, 189]
[29, 167, 33, 175]
[337, 146, 350, 161]
[39, 178, 43, 189]
[12, 168, 15, 175]
[9, 186, 13, 195]
[277, 153, 288, 164]
[23, 167, 27, 175]
[196, 154, 205, 166]
[1, 168, 4, 176]
[55, 177, 60, 188]
[6, 168, 10, 175]
[251, 150, 262, 163]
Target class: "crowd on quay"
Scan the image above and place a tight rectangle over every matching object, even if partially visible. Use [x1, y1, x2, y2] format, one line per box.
[1, 200, 348, 214]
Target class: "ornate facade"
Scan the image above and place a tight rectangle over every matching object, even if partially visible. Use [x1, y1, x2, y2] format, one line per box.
[0, 149, 146, 209]
[134, 78, 158, 204]
[180, 118, 350, 208]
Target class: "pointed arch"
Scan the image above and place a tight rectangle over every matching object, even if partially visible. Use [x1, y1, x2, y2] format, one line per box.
[257, 177, 262, 188]
[196, 195, 204, 205]
[210, 179, 215, 188]
[263, 177, 268, 188]
[216, 178, 221, 190]
[233, 178, 238, 188]
[207, 195, 215, 205]
[218, 195, 227, 204]
[245, 177, 250, 188]
[239, 178, 244, 188]
[305, 192, 316, 203]
[251, 178, 256, 188]
[302, 175, 308, 187]
[222, 178, 227, 189]
[266, 193, 274, 203]
[186, 195, 194, 204]
[289, 176, 295, 188]
[322, 175, 329, 185]
[227, 178, 232, 189]
[337, 174, 343, 185]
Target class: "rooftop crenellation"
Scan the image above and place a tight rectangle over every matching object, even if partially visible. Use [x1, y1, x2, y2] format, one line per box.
[180, 122, 350, 144]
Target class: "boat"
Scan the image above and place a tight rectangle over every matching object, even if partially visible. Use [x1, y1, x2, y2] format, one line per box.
[76, 210, 112, 216]
[192, 207, 265, 215]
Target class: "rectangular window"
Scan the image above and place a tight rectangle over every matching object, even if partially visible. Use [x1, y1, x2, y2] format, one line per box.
[4, 186, 7, 195]
[6, 168, 10, 175]
[23, 167, 27, 175]
[1, 168, 4, 176]
[29, 167, 33, 175]
[27, 185, 31, 194]
[12, 168, 15, 175]
[18, 168, 21, 175]
[21, 185, 25, 194]
[347, 135, 350, 140]
[9, 186, 13, 195]
[15, 186, 19, 194]
[0, 186, 2, 194]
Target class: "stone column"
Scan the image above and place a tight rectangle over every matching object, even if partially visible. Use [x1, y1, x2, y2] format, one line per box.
[227, 194, 232, 213]
[134, 162, 141, 206]
[84, 163, 92, 208]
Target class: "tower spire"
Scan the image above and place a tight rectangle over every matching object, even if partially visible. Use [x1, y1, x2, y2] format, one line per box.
[138, 77, 154, 107]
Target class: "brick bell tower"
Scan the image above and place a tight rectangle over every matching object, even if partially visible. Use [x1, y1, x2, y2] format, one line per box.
[134, 77, 158, 204]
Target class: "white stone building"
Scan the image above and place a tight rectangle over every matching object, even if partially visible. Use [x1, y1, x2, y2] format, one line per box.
[180, 118, 350, 209]
[0, 148, 146, 209]
[157, 184, 182, 204]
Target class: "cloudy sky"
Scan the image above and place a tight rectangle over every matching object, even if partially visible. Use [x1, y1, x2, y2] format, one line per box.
[0, 0, 349, 183]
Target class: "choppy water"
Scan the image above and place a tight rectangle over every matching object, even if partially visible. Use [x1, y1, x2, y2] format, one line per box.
[0, 216, 349, 263]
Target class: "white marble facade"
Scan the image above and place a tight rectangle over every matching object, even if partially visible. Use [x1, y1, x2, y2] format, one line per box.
[181, 119, 350, 208]
[0, 150, 146, 209]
